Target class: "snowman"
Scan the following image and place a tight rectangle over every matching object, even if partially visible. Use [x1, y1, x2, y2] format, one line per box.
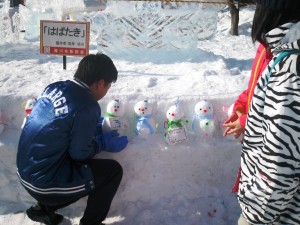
[102, 99, 130, 136]
[134, 100, 157, 137]
[21, 98, 37, 129]
[163, 105, 188, 145]
[192, 99, 215, 138]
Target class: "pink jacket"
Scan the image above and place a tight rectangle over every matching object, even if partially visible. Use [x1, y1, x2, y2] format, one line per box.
[233, 44, 272, 127]
[231, 43, 272, 193]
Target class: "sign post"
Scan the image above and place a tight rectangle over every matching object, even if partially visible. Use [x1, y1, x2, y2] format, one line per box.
[40, 20, 90, 70]
[63, 55, 67, 70]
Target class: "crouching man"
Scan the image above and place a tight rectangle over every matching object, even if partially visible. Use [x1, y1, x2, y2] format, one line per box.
[17, 53, 128, 225]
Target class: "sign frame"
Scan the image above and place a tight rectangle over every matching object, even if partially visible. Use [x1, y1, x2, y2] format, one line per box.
[40, 20, 90, 57]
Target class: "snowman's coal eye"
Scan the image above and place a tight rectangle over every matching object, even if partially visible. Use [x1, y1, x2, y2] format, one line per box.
[200, 108, 202, 110]
[117, 106, 119, 108]
[139, 108, 141, 110]
[145, 108, 147, 110]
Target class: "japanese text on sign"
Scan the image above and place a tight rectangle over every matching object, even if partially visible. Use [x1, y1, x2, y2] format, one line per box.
[43, 26, 86, 38]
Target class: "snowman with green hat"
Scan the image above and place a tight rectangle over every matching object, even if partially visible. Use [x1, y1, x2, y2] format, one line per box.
[102, 99, 130, 136]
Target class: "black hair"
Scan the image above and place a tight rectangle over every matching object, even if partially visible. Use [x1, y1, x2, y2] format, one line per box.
[251, 4, 300, 44]
[74, 53, 118, 86]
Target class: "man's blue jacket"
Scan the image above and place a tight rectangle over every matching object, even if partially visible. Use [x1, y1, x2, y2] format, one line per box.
[17, 79, 101, 196]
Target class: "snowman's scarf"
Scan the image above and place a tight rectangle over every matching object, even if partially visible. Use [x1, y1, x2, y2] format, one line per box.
[192, 114, 213, 130]
[105, 112, 116, 118]
[136, 114, 154, 134]
[167, 119, 183, 131]
[195, 114, 213, 120]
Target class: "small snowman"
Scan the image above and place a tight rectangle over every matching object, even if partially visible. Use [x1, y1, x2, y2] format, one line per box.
[21, 98, 37, 129]
[134, 100, 157, 137]
[192, 99, 215, 138]
[102, 99, 130, 136]
[163, 105, 188, 145]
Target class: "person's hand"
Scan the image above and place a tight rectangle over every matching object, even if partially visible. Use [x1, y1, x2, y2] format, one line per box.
[96, 131, 128, 153]
[223, 114, 244, 138]
[236, 109, 244, 118]
[223, 113, 238, 125]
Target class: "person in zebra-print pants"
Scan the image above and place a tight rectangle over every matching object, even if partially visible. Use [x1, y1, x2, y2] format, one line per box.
[237, 0, 300, 224]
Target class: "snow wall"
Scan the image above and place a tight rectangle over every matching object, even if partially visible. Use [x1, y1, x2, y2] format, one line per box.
[1, 0, 222, 50]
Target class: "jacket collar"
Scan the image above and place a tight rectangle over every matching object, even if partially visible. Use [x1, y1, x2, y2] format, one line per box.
[265, 21, 300, 54]
[72, 78, 91, 92]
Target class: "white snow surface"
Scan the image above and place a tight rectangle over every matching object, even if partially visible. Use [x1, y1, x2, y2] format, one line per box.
[0, 3, 257, 225]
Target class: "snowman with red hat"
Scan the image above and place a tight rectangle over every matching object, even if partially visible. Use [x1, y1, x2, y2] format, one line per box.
[21, 98, 37, 129]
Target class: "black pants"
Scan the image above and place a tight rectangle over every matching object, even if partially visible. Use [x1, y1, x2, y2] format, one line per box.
[26, 159, 123, 225]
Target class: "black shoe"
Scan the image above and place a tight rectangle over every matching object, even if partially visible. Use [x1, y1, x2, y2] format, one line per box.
[26, 203, 63, 225]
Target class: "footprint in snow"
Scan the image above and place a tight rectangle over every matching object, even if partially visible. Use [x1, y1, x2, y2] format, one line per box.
[147, 78, 157, 88]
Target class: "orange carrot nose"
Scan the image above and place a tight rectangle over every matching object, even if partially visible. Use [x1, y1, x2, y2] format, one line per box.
[141, 109, 144, 111]
[204, 109, 207, 113]
[172, 113, 175, 116]
[114, 109, 118, 112]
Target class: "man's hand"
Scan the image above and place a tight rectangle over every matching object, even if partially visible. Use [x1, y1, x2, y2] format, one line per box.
[96, 131, 128, 153]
